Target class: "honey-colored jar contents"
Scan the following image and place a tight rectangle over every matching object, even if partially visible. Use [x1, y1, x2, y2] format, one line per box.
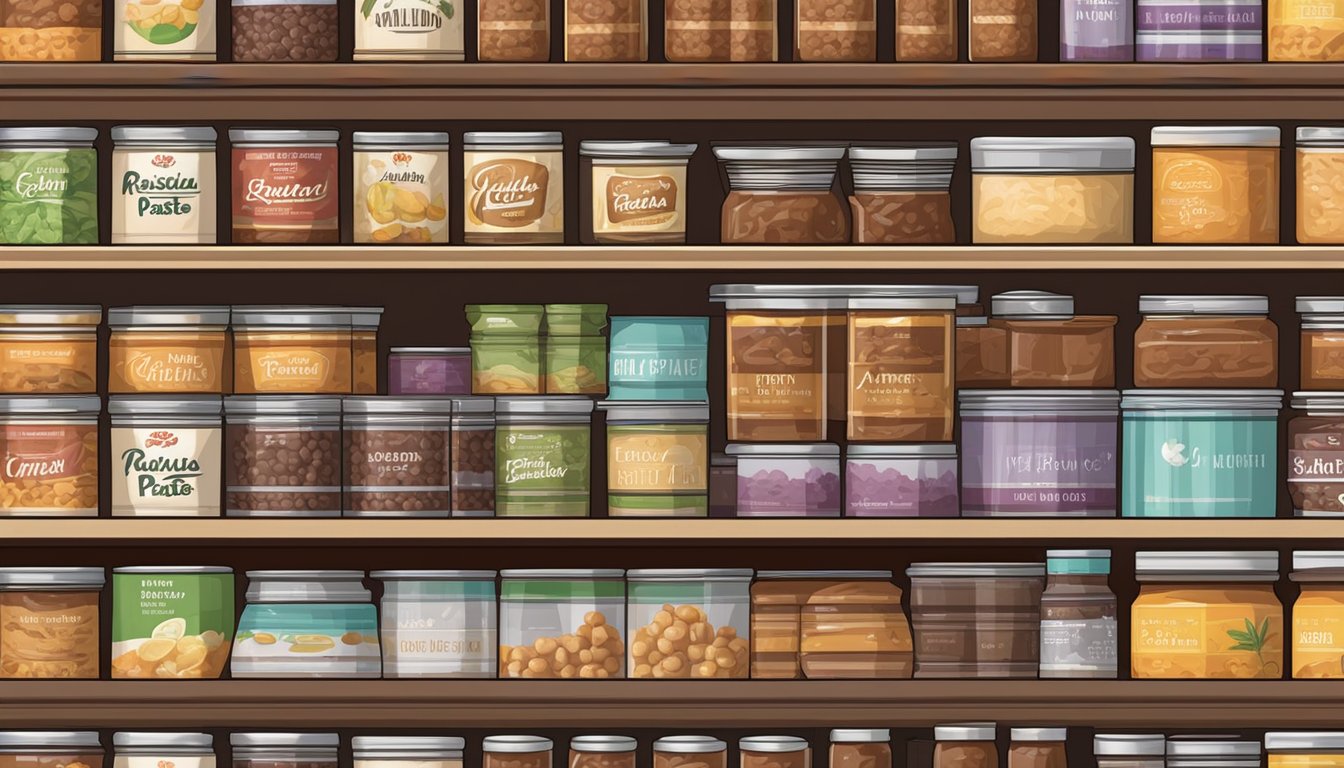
[1152, 147, 1280, 244]
[1134, 315, 1277, 387]
[499, 609, 624, 678]
[0, 423, 98, 515]
[0, 589, 99, 677]
[108, 330, 230, 393]
[234, 330, 353, 394]
[1292, 577, 1344, 678]
[1298, 149, 1344, 243]
[0, 331, 96, 393]
[1302, 326, 1344, 389]
[934, 743, 998, 768]
[1270, 0, 1344, 60]
[726, 310, 826, 441]
[1131, 583, 1283, 678]
[972, 173, 1133, 243]
[800, 580, 913, 678]
[630, 602, 748, 678]
[352, 330, 377, 394]
[848, 308, 954, 441]
[750, 579, 812, 678]
[998, 316, 1116, 387]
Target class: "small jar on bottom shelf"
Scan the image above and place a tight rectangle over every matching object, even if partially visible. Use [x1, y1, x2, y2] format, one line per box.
[730, 443, 841, 517]
[499, 569, 625, 679]
[231, 734, 339, 768]
[1040, 549, 1118, 679]
[1151, 126, 1281, 244]
[1288, 552, 1344, 678]
[653, 738, 727, 768]
[848, 144, 957, 244]
[232, 571, 380, 678]
[569, 737, 636, 768]
[0, 567, 103, 678]
[628, 568, 751, 678]
[1094, 736, 1165, 768]
[224, 396, 343, 518]
[1009, 730, 1066, 768]
[830, 731, 892, 768]
[478, 0, 550, 61]
[343, 397, 452, 518]
[484, 739, 551, 768]
[1267, 733, 1344, 768]
[741, 738, 810, 768]
[373, 570, 497, 678]
[0, 732, 105, 768]
[352, 738, 463, 768]
[113, 733, 215, 768]
[934, 724, 999, 768]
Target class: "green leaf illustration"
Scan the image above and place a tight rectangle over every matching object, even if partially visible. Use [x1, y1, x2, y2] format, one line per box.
[437, 0, 454, 18]
[361, 0, 378, 18]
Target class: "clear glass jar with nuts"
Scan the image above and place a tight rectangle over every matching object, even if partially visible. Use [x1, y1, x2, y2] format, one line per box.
[628, 568, 751, 678]
[499, 569, 626, 679]
[653, 737, 727, 768]
[569, 737, 636, 768]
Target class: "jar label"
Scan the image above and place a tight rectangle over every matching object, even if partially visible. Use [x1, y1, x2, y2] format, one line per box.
[355, 0, 464, 58]
[1040, 616, 1118, 672]
[0, 339, 95, 392]
[847, 316, 952, 441]
[1122, 415, 1276, 517]
[465, 153, 562, 233]
[1137, 0, 1263, 30]
[1061, 0, 1132, 50]
[234, 604, 381, 677]
[1290, 449, 1344, 481]
[112, 148, 215, 243]
[961, 416, 1117, 515]
[111, 426, 222, 516]
[111, 570, 234, 679]
[382, 625, 495, 676]
[1131, 601, 1282, 678]
[354, 149, 450, 244]
[244, 349, 335, 391]
[0, 149, 99, 245]
[1292, 601, 1344, 678]
[608, 430, 707, 492]
[232, 147, 339, 233]
[0, 424, 98, 515]
[495, 424, 590, 515]
[592, 167, 684, 234]
[113, 345, 224, 392]
[115, 0, 214, 55]
[0, 591, 99, 678]
[727, 319, 826, 440]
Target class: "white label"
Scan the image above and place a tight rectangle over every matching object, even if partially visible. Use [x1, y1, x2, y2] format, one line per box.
[110, 426, 221, 517]
[354, 0, 464, 58]
[111, 149, 216, 243]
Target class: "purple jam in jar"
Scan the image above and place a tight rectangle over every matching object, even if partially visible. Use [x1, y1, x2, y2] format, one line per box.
[728, 443, 841, 517]
[389, 347, 472, 395]
[845, 444, 959, 517]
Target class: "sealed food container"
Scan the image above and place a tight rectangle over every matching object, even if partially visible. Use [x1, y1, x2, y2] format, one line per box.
[1135, 296, 1277, 387]
[115, 0, 214, 59]
[750, 570, 834, 678]
[0, 568, 103, 678]
[729, 443, 841, 517]
[229, 129, 339, 243]
[1132, 551, 1282, 678]
[957, 316, 1010, 388]
[224, 396, 342, 517]
[959, 390, 1120, 518]
[795, 0, 874, 60]
[801, 571, 912, 678]
[724, 297, 830, 440]
[714, 146, 849, 244]
[0, 305, 99, 394]
[545, 303, 607, 395]
[1040, 549, 1117, 679]
[108, 306, 230, 393]
[111, 566, 233, 679]
[484, 739, 551, 768]
[343, 397, 451, 517]
[1095, 736, 1165, 768]
[710, 453, 736, 516]
[847, 297, 955, 441]
[1167, 739, 1260, 768]
[111, 127, 216, 242]
[109, 396, 222, 517]
[654, 738, 726, 768]
[570, 738, 635, 768]
[1138, 0, 1263, 59]
[1290, 393, 1344, 516]
[1272, 0, 1344, 59]
[354, 739, 463, 768]
[349, 306, 381, 394]
[1300, 298, 1344, 389]
[233, 570, 379, 678]
[353, 132, 450, 244]
[1010, 731, 1066, 768]
[665, 0, 775, 60]
[1122, 390, 1281, 518]
[845, 444, 958, 517]
[0, 128, 98, 244]
[848, 144, 957, 244]
[1299, 130, 1344, 243]
[469, 304, 543, 395]
[896, 0, 955, 58]
[478, 0, 549, 60]
[1151, 127, 1280, 243]
[389, 347, 471, 395]
[495, 396, 593, 517]
[608, 317, 709, 401]
[565, 0, 645, 60]
[1061, 0, 1132, 59]
[935, 725, 998, 768]
[232, 0, 338, 60]
[498, 569, 625, 678]
[628, 568, 751, 678]
[908, 562, 1046, 678]
[450, 396, 495, 517]
[991, 291, 1118, 388]
[0, 0, 100, 59]
[830, 731, 892, 768]
[1288, 552, 1344, 677]
[1267, 735, 1344, 768]
[354, 0, 462, 60]
[232, 735, 338, 768]
[741, 739, 810, 768]
[0, 395, 99, 517]
[580, 142, 695, 243]
[372, 571, 496, 678]
[969, 0, 1036, 60]
[971, 137, 1135, 244]
[232, 307, 352, 393]
[0, 733, 104, 768]
[113, 733, 214, 768]
[599, 401, 709, 517]
[463, 133, 563, 243]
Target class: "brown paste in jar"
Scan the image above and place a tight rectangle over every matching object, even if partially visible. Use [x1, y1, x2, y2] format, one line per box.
[1303, 324, 1344, 389]
[831, 744, 892, 768]
[896, 0, 956, 60]
[726, 310, 826, 441]
[741, 749, 808, 768]
[1289, 401, 1344, 516]
[225, 421, 342, 516]
[1134, 315, 1278, 387]
[569, 750, 634, 768]
[485, 753, 551, 768]
[847, 303, 954, 441]
[800, 579, 913, 678]
[934, 742, 998, 768]
[653, 748, 726, 768]
[479, 0, 550, 60]
[956, 319, 1009, 387]
[1008, 743, 1064, 768]
[796, 0, 875, 60]
[566, 0, 644, 60]
[850, 191, 955, 244]
[722, 190, 848, 244]
[750, 578, 811, 678]
[998, 316, 1116, 387]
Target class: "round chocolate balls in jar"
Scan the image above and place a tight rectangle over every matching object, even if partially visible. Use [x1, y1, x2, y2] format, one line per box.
[224, 396, 343, 518]
[654, 738, 727, 768]
[231, 0, 338, 61]
[451, 396, 495, 517]
[628, 568, 751, 678]
[741, 739, 811, 768]
[484, 738, 552, 768]
[569, 738, 636, 768]
[343, 397, 452, 518]
[498, 569, 626, 679]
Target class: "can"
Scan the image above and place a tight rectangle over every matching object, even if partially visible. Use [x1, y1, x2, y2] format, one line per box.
[111, 566, 235, 679]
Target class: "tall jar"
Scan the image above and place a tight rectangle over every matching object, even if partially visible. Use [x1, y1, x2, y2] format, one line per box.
[830, 731, 892, 768]
[653, 739, 726, 768]
[484, 739, 551, 768]
[1288, 552, 1344, 677]
[479, 0, 549, 59]
[0, 0, 100, 59]
[109, 395, 223, 517]
[1060, 0, 1132, 59]
[570, 738, 636, 768]
[353, 132, 450, 244]
[229, 129, 340, 244]
[231, 0, 338, 60]
[665, 0, 776, 60]
[353, 739, 463, 768]
[1287, 393, 1344, 517]
[0, 568, 104, 678]
[724, 297, 829, 441]
[495, 396, 593, 517]
[600, 400, 708, 517]
[969, 0, 1036, 60]
[108, 306, 231, 393]
[741, 739, 810, 768]
[498, 569, 625, 679]
[463, 133, 564, 244]
[848, 144, 957, 244]
[1134, 295, 1277, 388]
[0, 128, 99, 244]
[373, 570, 496, 678]
[1095, 736, 1166, 768]
[565, 0, 645, 59]
[896, 0, 955, 59]
[0, 305, 100, 394]
[343, 397, 452, 518]
[0, 733, 104, 768]
[111, 127, 217, 243]
[233, 571, 380, 678]
[935, 725, 999, 768]
[628, 568, 751, 679]
[847, 297, 955, 442]
[114, 734, 215, 768]
[1298, 129, 1344, 244]
[1151, 126, 1281, 244]
[349, 306, 382, 395]
[224, 395, 343, 518]
[0, 395, 100, 517]
[714, 146, 849, 244]
[1040, 549, 1117, 679]
[232, 735, 339, 768]
[451, 396, 495, 517]
[795, 0, 874, 60]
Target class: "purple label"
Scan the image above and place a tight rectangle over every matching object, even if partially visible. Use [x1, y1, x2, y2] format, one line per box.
[845, 459, 959, 518]
[737, 464, 841, 517]
[1061, 0, 1133, 56]
[1137, 2, 1263, 30]
[961, 414, 1118, 517]
[389, 355, 472, 395]
[1136, 40, 1262, 58]
[1061, 43, 1136, 59]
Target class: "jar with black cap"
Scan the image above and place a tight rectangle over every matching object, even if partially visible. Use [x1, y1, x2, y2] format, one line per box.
[1009, 729, 1066, 768]
[230, 734, 338, 768]
[653, 738, 726, 768]
[830, 730, 891, 768]
[1167, 738, 1261, 768]
[741, 738, 811, 768]
[484, 737, 552, 768]
[935, 724, 998, 768]
[1095, 735, 1165, 768]
[114, 733, 214, 768]
[569, 737, 635, 768]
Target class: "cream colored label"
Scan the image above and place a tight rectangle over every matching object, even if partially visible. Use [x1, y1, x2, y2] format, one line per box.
[248, 349, 333, 390]
[354, 149, 450, 243]
[608, 432, 707, 491]
[1157, 158, 1226, 228]
[114, 0, 215, 57]
[592, 165, 685, 235]
[111, 426, 221, 517]
[0, 340, 80, 368]
[111, 148, 216, 243]
[463, 150, 563, 234]
[117, 346, 222, 392]
[355, 0, 464, 58]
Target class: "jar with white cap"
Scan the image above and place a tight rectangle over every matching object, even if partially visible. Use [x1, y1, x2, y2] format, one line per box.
[935, 724, 999, 768]
[741, 738, 811, 768]
[484, 737, 552, 768]
[830, 731, 891, 768]
[653, 737, 726, 768]
[1095, 735, 1165, 768]
[1009, 729, 1066, 768]
[569, 737, 635, 768]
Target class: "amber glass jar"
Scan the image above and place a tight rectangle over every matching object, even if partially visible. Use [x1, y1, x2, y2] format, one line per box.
[1288, 393, 1344, 517]
[569, 738, 635, 768]
[654, 738, 726, 768]
[1298, 128, 1344, 243]
[957, 316, 1009, 388]
[1134, 295, 1277, 388]
[741, 739, 810, 768]
[1288, 551, 1344, 677]
[0, 732, 104, 768]
[848, 144, 956, 244]
[0, 305, 100, 394]
[1299, 297, 1344, 390]
[846, 297, 956, 442]
[484, 738, 552, 768]
[800, 570, 913, 678]
[1152, 126, 1281, 244]
[990, 291, 1117, 388]
[1009, 730, 1067, 768]
[232, 308, 353, 394]
[935, 725, 999, 768]
[108, 306, 231, 393]
[724, 297, 828, 441]
[830, 732, 892, 768]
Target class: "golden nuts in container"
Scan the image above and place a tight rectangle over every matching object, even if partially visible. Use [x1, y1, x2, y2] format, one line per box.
[628, 569, 751, 678]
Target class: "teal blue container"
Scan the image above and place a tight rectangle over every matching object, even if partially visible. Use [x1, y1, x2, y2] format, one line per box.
[608, 316, 709, 401]
[1121, 390, 1282, 518]
[233, 570, 380, 678]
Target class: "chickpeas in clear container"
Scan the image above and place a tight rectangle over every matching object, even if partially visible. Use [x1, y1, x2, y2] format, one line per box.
[653, 737, 727, 768]
[569, 737, 635, 768]
[484, 738, 552, 768]
[628, 568, 751, 678]
[499, 569, 626, 679]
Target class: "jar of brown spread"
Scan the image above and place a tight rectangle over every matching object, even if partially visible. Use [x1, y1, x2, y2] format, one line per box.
[741, 738, 810, 768]
[713, 146, 849, 244]
[848, 144, 957, 244]
[1298, 297, 1344, 390]
[830, 731, 891, 768]
[484, 738, 553, 768]
[569, 737, 635, 768]
[990, 290, 1117, 388]
[0, 732, 104, 768]
[846, 297, 956, 442]
[653, 737, 726, 768]
[1288, 393, 1344, 517]
[1134, 295, 1278, 387]
[935, 724, 999, 768]
[723, 297, 830, 441]
[957, 316, 1009, 388]
[1009, 730, 1067, 768]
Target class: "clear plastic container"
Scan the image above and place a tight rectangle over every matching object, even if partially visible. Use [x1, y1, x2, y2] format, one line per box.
[499, 569, 625, 679]
[389, 347, 472, 395]
[224, 396, 343, 518]
[451, 396, 495, 517]
[847, 297, 956, 441]
[1094, 735, 1166, 768]
[628, 568, 751, 678]
[723, 297, 830, 441]
[107, 306, 231, 393]
[495, 396, 594, 517]
[1151, 127, 1281, 244]
[372, 570, 497, 678]
[845, 444, 958, 518]
[343, 397, 452, 518]
[0, 305, 100, 394]
[232, 571, 380, 678]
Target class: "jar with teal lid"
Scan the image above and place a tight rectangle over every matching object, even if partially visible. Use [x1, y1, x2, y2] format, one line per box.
[597, 401, 709, 517]
[1122, 389, 1283, 518]
[608, 316, 709, 401]
[232, 570, 380, 678]
[372, 570, 497, 678]
[1040, 549, 1117, 679]
[628, 568, 752, 679]
[499, 569, 625, 679]
[496, 397, 594, 517]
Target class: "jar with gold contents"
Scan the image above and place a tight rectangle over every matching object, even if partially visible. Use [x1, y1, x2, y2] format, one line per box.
[1270, 0, 1344, 59]
[0, 568, 104, 678]
[349, 306, 382, 394]
[1267, 733, 1344, 768]
[1289, 552, 1344, 677]
[108, 305, 231, 393]
[723, 297, 829, 441]
[799, 570, 913, 678]
[232, 307, 353, 394]
[580, 141, 696, 244]
[569, 738, 635, 768]
[1297, 128, 1344, 244]
[0, 305, 99, 394]
[1134, 295, 1277, 388]
[846, 297, 955, 442]
[628, 568, 751, 678]
[353, 132, 450, 245]
[0, 395, 100, 517]
[1152, 126, 1281, 244]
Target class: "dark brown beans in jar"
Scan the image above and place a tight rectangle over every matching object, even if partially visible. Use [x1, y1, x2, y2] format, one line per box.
[452, 396, 495, 517]
[344, 397, 452, 517]
[224, 396, 342, 517]
[232, 0, 338, 61]
[653, 738, 727, 768]
[968, 0, 1036, 61]
[479, 0, 549, 60]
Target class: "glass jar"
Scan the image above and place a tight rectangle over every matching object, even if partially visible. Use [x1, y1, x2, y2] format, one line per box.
[115, 0, 215, 59]
[579, 142, 695, 243]
[1010, 731, 1066, 768]
[0, 567, 103, 678]
[1167, 739, 1260, 768]
[1299, 129, 1344, 243]
[848, 144, 957, 244]
[342, 397, 452, 518]
[970, 0, 1036, 60]
[109, 395, 222, 517]
[0, 0, 101, 59]
[750, 570, 826, 678]
[451, 395, 495, 517]
[957, 316, 1009, 388]
[0, 395, 100, 517]
[0, 733, 104, 768]
[1299, 298, 1344, 390]
[1122, 390, 1282, 518]
[830, 731, 892, 768]
[1151, 126, 1280, 244]
[224, 395, 342, 517]
[990, 291, 1118, 388]
[1288, 552, 1344, 677]
[714, 146, 849, 244]
[463, 133, 564, 243]
[1060, 0, 1131, 59]
[1135, 295, 1277, 387]
[796, 0, 874, 60]
[1288, 393, 1344, 516]
[971, 136, 1135, 244]
[569, 738, 635, 768]
[231, 734, 339, 768]
[231, 0, 338, 60]
[0, 305, 99, 394]
[1095, 736, 1165, 768]
[724, 297, 829, 440]
[654, 739, 726, 768]
[1268, 733, 1344, 768]
[608, 316, 709, 400]
[934, 725, 999, 768]
[800, 570, 913, 678]
[0, 128, 98, 243]
[896, 0, 955, 59]
[111, 565, 233, 679]
[232, 307, 352, 393]
[229, 129, 340, 243]
[545, 323, 608, 397]
[1138, 0, 1263, 59]
[373, 570, 496, 678]
[499, 569, 625, 679]
[959, 390, 1120, 518]
[390, 348, 472, 395]
[847, 297, 955, 441]
[111, 127, 217, 241]
[233, 570, 379, 678]
[114, 734, 214, 768]
[908, 564, 1045, 678]
[845, 444, 959, 518]
[349, 306, 381, 395]
[484, 739, 551, 768]
[1040, 549, 1117, 679]
[495, 396, 593, 517]
[354, 0, 463, 60]
[1272, 0, 1344, 58]
[478, 0, 549, 60]
[108, 306, 230, 393]
[353, 132, 450, 244]
[1132, 551, 1283, 678]
[665, 0, 776, 60]
[628, 568, 751, 678]
[742, 739, 810, 768]
[353, 739, 463, 768]
[599, 400, 708, 517]
[730, 443, 841, 517]
[469, 303, 544, 395]
[565, 0, 645, 60]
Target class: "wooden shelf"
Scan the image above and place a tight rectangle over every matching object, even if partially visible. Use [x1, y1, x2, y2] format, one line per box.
[3, 245, 1344, 270]
[0, 680, 1335, 726]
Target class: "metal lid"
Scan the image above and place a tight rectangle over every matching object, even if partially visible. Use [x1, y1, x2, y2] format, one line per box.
[0, 305, 101, 326]
[0, 732, 103, 748]
[352, 132, 451, 147]
[627, 569, 753, 581]
[1012, 729, 1068, 742]
[653, 737, 727, 754]
[1265, 734, 1344, 751]
[1121, 390, 1283, 411]
[0, 395, 101, 416]
[113, 566, 232, 574]
[1291, 392, 1344, 412]
[109, 306, 230, 327]
[465, 132, 562, 147]
[481, 737, 553, 754]
[223, 396, 343, 416]
[342, 397, 454, 415]
[228, 129, 339, 144]
[1135, 551, 1279, 581]
[958, 316, 990, 327]
[847, 297, 957, 311]
[830, 730, 891, 744]
[371, 570, 497, 580]
[727, 443, 840, 458]
[244, 571, 370, 603]
[451, 396, 495, 414]
[500, 569, 624, 579]
[1151, 126, 1281, 147]
[495, 396, 594, 415]
[113, 734, 213, 750]
[846, 444, 956, 458]
[1290, 552, 1344, 572]
[1095, 736, 1167, 757]
[850, 143, 958, 162]
[1047, 548, 1111, 557]
[230, 734, 340, 749]
[0, 568, 105, 588]
[569, 737, 637, 753]
[1046, 550, 1112, 573]
[959, 390, 1120, 414]
[351, 737, 465, 756]
[992, 290, 1075, 319]
[108, 396, 223, 418]
[231, 307, 350, 328]
[598, 400, 710, 423]
[970, 137, 1135, 172]
[1297, 296, 1344, 315]
[740, 737, 809, 753]
[390, 347, 472, 355]
[710, 283, 979, 305]
[1166, 737, 1261, 758]
[1298, 127, 1344, 145]
[723, 297, 844, 311]
[580, 140, 697, 158]
[908, 563, 1045, 578]
[935, 724, 997, 742]
[0, 128, 97, 145]
[347, 307, 384, 328]
[713, 145, 847, 162]
[757, 570, 893, 579]
[1139, 295, 1269, 315]
[111, 126, 217, 145]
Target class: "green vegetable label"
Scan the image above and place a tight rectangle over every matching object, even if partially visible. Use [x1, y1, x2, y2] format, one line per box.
[111, 570, 234, 679]
[496, 423, 590, 516]
[0, 149, 98, 244]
